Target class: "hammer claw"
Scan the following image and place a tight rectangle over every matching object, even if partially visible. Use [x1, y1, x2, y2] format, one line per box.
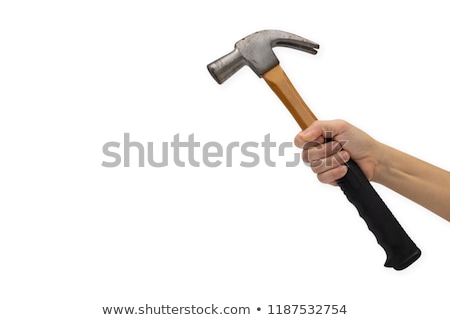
[273, 39, 319, 55]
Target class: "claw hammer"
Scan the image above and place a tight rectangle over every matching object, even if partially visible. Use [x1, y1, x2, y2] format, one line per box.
[207, 30, 421, 270]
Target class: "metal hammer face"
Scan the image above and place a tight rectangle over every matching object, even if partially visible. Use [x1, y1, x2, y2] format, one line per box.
[207, 30, 319, 84]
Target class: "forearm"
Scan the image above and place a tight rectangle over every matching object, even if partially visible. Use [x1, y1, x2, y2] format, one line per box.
[374, 143, 450, 221]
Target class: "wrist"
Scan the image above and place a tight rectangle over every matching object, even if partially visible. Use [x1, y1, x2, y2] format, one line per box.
[371, 141, 392, 185]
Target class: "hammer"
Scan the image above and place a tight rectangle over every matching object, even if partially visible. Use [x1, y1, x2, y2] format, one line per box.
[207, 30, 421, 270]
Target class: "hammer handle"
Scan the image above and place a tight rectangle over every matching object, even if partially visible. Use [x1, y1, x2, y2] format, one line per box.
[329, 154, 421, 270]
[263, 65, 317, 129]
[263, 64, 421, 270]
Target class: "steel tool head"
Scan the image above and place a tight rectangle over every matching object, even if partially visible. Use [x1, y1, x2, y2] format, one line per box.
[207, 30, 319, 84]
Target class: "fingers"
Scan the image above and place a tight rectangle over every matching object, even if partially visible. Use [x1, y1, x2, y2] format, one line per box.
[308, 146, 349, 185]
[302, 141, 350, 185]
[294, 120, 352, 185]
[317, 165, 348, 185]
[294, 119, 350, 148]
[302, 140, 342, 163]
[307, 147, 350, 174]
[294, 127, 323, 148]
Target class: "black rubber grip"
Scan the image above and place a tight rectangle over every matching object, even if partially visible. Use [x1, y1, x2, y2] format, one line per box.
[335, 158, 421, 270]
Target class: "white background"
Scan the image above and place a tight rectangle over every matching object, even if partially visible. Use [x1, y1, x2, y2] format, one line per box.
[1, 1, 450, 319]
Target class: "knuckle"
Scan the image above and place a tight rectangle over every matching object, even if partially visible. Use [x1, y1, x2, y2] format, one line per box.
[310, 160, 323, 173]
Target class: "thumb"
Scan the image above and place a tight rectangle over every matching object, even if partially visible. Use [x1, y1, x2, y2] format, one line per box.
[294, 121, 327, 148]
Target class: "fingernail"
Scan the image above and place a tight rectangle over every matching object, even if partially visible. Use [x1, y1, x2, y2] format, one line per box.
[340, 151, 350, 161]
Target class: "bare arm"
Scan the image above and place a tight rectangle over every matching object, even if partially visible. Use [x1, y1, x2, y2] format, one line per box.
[295, 120, 450, 222]
[375, 143, 450, 221]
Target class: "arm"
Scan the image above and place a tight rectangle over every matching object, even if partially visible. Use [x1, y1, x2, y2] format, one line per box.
[295, 120, 450, 222]
[376, 143, 450, 221]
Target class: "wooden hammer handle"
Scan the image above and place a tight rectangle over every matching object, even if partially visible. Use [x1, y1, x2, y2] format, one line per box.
[263, 64, 317, 130]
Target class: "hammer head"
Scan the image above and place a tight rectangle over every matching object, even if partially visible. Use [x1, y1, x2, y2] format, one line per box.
[207, 30, 319, 84]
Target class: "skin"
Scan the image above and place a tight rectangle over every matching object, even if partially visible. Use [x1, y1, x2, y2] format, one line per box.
[294, 120, 450, 222]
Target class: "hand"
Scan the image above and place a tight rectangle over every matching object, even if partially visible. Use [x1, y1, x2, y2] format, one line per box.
[294, 120, 381, 185]
[295, 119, 450, 221]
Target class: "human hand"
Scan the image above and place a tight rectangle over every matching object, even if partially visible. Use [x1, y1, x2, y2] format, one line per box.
[294, 120, 381, 185]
